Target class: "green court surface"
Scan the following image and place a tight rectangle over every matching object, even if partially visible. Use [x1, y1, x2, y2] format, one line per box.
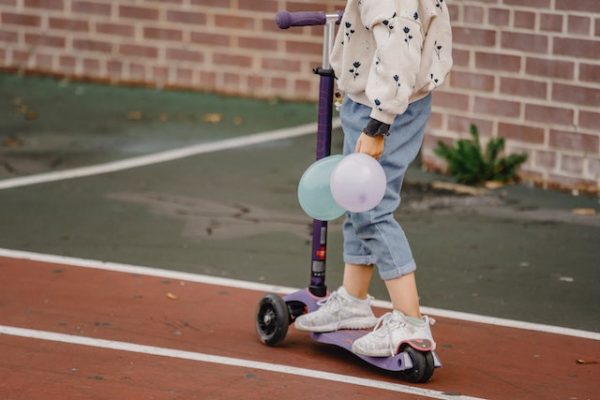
[1, 73, 599, 332]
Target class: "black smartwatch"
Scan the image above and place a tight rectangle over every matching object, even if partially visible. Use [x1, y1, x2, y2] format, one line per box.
[363, 118, 390, 137]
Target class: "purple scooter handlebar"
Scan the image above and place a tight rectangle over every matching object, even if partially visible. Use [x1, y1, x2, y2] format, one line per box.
[276, 10, 341, 29]
[276, 11, 326, 28]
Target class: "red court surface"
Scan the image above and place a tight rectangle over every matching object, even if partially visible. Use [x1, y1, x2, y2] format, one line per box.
[1, 255, 599, 400]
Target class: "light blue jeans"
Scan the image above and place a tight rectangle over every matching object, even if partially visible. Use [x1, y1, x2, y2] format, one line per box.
[340, 94, 432, 280]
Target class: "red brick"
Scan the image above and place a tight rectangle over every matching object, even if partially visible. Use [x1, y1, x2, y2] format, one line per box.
[83, 58, 100, 71]
[143, 27, 182, 42]
[119, 44, 159, 59]
[447, 4, 459, 22]
[190, 32, 229, 46]
[248, 75, 265, 89]
[540, 13, 563, 32]
[214, 53, 253, 68]
[550, 130, 599, 152]
[73, 38, 112, 53]
[501, 31, 548, 54]
[514, 11, 536, 30]
[596, 18, 600, 37]
[561, 155, 584, 174]
[431, 91, 470, 111]
[166, 10, 206, 25]
[198, 71, 216, 88]
[1, 12, 41, 27]
[568, 15, 591, 36]
[240, 37, 278, 51]
[500, 77, 547, 99]
[498, 123, 545, 144]
[25, 33, 65, 48]
[49, 17, 89, 32]
[72, 1, 111, 16]
[525, 104, 574, 126]
[453, 27, 496, 46]
[119, 5, 159, 21]
[95, 22, 134, 37]
[223, 72, 241, 86]
[579, 63, 600, 83]
[215, 14, 254, 30]
[553, 83, 600, 107]
[190, 0, 230, 7]
[261, 57, 301, 72]
[475, 52, 521, 72]
[463, 5, 484, 24]
[0, 0, 16, 5]
[588, 158, 600, 176]
[129, 63, 146, 80]
[0, 30, 18, 42]
[525, 57, 574, 79]
[270, 77, 287, 90]
[429, 112, 443, 130]
[579, 110, 600, 130]
[447, 115, 493, 136]
[295, 79, 312, 94]
[452, 48, 470, 67]
[165, 48, 204, 63]
[285, 40, 321, 55]
[24, 0, 63, 10]
[11, 49, 30, 65]
[556, 0, 599, 12]
[35, 53, 53, 69]
[554, 37, 600, 59]
[238, 0, 278, 12]
[59, 55, 76, 68]
[488, 8, 509, 26]
[107, 60, 122, 74]
[504, 0, 550, 6]
[449, 71, 494, 92]
[535, 151, 556, 169]
[474, 97, 521, 118]
[176, 68, 193, 84]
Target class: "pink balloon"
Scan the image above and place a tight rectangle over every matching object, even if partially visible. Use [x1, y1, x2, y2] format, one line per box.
[330, 153, 387, 212]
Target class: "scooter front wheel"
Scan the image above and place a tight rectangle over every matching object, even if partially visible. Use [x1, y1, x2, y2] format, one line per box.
[399, 345, 435, 383]
[256, 294, 290, 346]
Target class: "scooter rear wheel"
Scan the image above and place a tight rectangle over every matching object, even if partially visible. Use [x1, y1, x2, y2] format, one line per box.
[399, 345, 435, 383]
[256, 294, 290, 346]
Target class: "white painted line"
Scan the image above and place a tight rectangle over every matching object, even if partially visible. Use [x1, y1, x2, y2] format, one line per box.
[0, 324, 486, 400]
[1, 247, 599, 341]
[0, 119, 341, 190]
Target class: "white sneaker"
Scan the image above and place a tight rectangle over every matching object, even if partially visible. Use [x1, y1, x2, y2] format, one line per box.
[294, 287, 377, 332]
[352, 310, 436, 357]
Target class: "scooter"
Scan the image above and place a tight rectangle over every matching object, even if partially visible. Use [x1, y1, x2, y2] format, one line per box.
[255, 10, 441, 384]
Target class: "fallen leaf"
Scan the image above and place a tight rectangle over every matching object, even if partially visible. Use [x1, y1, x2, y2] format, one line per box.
[166, 292, 177, 300]
[576, 359, 598, 365]
[484, 181, 504, 190]
[128, 111, 143, 121]
[431, 181, 487, 196]
[159, 113, 169, 123]
[2, 136, 24, 148]
[233, 116, 243, 126]
[25, 110, 38, 121]
[203, 113, 223, 123]
[572, 208, 597, 216]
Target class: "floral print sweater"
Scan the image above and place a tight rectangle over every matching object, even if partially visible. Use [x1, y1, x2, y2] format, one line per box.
[331, 0, 453, 130]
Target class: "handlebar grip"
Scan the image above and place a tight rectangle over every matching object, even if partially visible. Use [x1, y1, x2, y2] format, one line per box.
[276, 11, 327, 29]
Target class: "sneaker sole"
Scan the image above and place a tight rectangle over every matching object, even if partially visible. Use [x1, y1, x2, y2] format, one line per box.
[295, 316, 377, 333]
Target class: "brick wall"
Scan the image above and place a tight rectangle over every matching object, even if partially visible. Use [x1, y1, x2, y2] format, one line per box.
[1, 0, 599, 193]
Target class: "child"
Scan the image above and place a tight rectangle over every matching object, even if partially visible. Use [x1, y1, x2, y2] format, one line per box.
[294, 0, 453, 357]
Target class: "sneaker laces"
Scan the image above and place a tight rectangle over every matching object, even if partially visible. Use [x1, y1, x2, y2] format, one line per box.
[370, 312, 406, 357]
[316, 290, 344, 313]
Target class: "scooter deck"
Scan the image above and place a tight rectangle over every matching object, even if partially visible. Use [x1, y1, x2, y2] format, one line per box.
[311, 330, 442, 372]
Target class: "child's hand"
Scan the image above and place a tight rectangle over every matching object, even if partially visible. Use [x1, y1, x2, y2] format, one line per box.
[355, 133, 385, 160]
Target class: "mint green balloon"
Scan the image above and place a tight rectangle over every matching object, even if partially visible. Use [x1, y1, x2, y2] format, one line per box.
[298, 155, 346, 221]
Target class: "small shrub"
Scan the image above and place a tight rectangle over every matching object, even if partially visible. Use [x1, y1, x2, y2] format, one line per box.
[434, 124, 527, 185]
